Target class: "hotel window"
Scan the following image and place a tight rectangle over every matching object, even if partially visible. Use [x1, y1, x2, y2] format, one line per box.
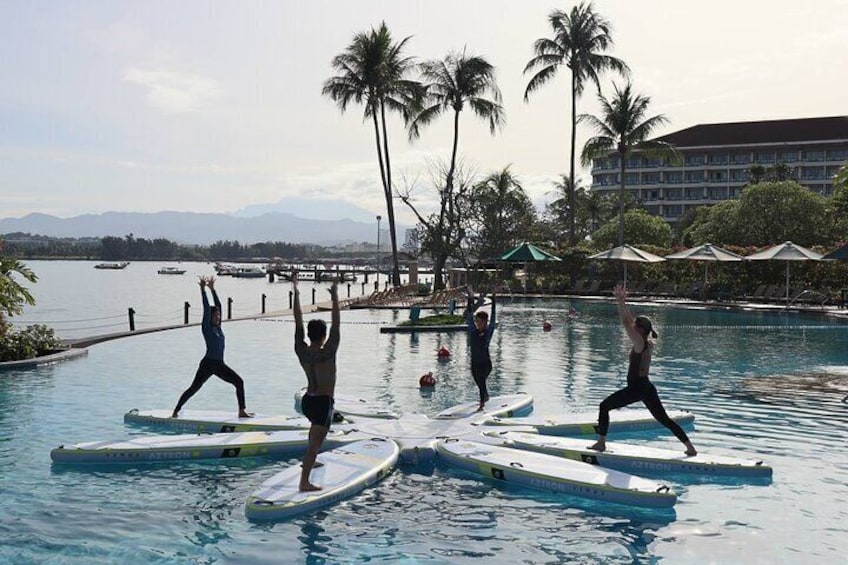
[665, 188, 682, 200]
[626, 158, 641, 168]
[729, 170, 748, 182]
[803, 150, 825, 162]
[826, 149, 847, 161]
[732, 153, 751, 164]
[755, 151, 776, 163]
[684, 154, 705, 166]
[780, 150, 799, 162]
[645, 190, 659, 200]
[642, 172, 661, 184]
[801, 167, 825, 180]
[644, 158, 661, 168]
[664, 172, 683, 183]
[685, 187, 703, 199]
[708, 153, 729, 165]
[624, 173, 639, 185]
[665, 205, 683, 217]
[709, 187, 728, 200]
[730, 187, 742, 198]
[709, 171, 727, 182]
[684, 171, 703, 183]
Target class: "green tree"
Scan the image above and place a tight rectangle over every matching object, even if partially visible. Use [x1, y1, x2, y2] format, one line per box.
[747, 164, 767, 185]
[0, 255, 37, 334]
[322, 22, 421, 286]
[524, 1, 628, 246]
[592, 208, 673, 248]
[579, 82, 679, 246]
[469, 166, 536, 259]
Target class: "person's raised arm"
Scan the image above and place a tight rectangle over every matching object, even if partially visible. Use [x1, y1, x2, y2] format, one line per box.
[292, 275, 304, 344]
[465, 285, 476, 331]
[327, 280, 340, 345]
[487, 294, 497, 340]
[614, 284, 642, 346]
[199, 276, 210, 327]
[207, 276, 221, 310]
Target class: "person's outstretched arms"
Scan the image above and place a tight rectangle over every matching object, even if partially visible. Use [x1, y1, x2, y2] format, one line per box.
[465, 285, 476, 332]
[199, 276, 210, 327]
[207, 276, 221, 311]
[614, 284, 641, 346]
[487, 294, 497, 341]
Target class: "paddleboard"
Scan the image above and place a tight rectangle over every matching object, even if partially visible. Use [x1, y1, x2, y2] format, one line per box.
[436, 439, 676, 508]
[434, 393, 534, 420]
[479, 408, 695, 436]
[489, 431, 773, 478]
[294, 388, 399, 420]
[123, 408, 328, 433]
[245, 438, 399, 521]
[51, 428, 369, 465]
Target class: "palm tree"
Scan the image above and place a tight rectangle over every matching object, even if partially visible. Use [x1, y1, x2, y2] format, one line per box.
[406, 48, 504, 288]
[322, 22, 421, 286]
[524, 1, 628, 246]
[0, 256, 36, 332]
[472, 166, 535, 258]
[579, 82, 679, 245]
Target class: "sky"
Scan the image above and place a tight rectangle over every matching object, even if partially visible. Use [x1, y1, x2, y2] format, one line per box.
[1, 0, 847, 226]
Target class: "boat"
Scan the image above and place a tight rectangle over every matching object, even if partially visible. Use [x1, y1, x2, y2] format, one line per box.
[213, 263, 238, 275]
[232, 266, 266, 278]
[157, 266, 186, 275]
[319, 271, 357, 282]
[94, 262, 129, 270]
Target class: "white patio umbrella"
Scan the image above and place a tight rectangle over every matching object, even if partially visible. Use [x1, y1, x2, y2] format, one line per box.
[744, 241, 823, 304]
[588, 244, 665, 287]
[665, 243, 743, 289]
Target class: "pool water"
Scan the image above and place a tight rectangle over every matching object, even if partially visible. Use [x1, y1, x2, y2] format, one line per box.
[1, 298, 847, 563]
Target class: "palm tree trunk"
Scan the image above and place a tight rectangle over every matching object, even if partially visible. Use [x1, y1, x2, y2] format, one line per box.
[379, 104, 402, 287]
[447, 108, 461, 197]
[617, 147, 626, 246]
[568, 68, 577, 246]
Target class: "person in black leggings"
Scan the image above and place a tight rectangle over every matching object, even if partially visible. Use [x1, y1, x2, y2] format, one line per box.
[466, 286, 496, 411]
[171, 276, 252, 418]
[589, 284, 697, 456]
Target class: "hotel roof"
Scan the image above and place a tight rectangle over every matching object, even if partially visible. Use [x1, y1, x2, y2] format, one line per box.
[656, 116, 848, 147]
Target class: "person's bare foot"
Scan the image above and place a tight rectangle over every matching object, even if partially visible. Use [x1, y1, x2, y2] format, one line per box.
[170, 411, 179, 418]
[588, 440, 606, 452]
[476, 404, 485, 412]
[299, 482, 322, 492]
[685, 446, 697, 457]
[238, 411, 254, 418]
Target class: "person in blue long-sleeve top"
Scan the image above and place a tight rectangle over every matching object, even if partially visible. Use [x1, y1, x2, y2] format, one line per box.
[466, 285, 496, 411]
[171, 276, 252, 418]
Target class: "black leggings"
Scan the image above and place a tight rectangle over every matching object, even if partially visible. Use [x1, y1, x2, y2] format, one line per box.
[597, 380, 690, 443]
[472, 362, 492, 405]
[175, 358, 246, 411]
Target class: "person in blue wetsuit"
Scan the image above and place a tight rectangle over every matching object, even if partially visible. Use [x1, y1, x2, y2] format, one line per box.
[293, 275, 340, 492]
[466, 286, 496, 412]
[171, 276, 252, 419]
[589, 284, 697, 456]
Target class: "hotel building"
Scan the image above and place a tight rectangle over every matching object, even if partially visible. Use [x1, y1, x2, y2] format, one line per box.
[589, 116, 848, 227]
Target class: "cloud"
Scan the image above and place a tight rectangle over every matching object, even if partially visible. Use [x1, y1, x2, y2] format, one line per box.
[122, 67, 225, 114]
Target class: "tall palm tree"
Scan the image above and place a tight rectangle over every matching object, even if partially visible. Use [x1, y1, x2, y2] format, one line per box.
[524, 2, 628, 246]
[579, 82, 679, 245]
[322, 22, 421, 286]
[407, 48, 504, 288]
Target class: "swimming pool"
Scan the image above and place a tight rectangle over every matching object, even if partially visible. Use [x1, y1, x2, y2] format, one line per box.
[1, 298, 846, 563]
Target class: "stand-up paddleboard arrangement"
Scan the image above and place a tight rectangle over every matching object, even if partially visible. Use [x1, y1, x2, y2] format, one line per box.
[294, 388, 400, 420]
[436, 439, 677, 509]
[478, 409, 695, 436]
[245, 438, 400, 521]
[51, 428, 369, 465]
[52, 390, 774, 521]
[485, 431, 773, 478]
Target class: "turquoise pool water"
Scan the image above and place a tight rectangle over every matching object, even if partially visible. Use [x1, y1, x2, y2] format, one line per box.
[2, 298, 847, 563]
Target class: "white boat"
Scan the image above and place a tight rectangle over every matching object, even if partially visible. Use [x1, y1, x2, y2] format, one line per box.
[157, 266, 186, 275]
[213, 263, 238, 275]
[232, 266, 266, 278]
[94, 262, 129, 270]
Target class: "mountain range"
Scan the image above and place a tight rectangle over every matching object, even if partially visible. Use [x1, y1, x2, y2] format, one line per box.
[0, 202, 404, 246]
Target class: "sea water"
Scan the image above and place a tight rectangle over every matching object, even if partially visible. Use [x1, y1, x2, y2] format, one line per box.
[1, 263, 847, 563]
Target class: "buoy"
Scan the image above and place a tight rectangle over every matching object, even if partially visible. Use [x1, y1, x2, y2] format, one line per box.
[419, 372, 436, 387]
[437, 346, 451, 358]
[543, 321, 552, 332]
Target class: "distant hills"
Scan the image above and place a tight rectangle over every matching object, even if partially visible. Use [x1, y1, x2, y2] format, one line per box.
[0, 209, 401, 246]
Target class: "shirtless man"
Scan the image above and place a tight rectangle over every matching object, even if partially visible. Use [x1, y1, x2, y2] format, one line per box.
[293, 275, 340, 491]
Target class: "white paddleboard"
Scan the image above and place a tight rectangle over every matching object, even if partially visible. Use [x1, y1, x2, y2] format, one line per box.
[489, 431, 773, 478]
[245, 438, 399, 521]
[434, 393, 534, 420]
[51, 428, 369, 465]
[124, 409, 322, 433]
[436, 439, 676, 508]
[294, 388, 399, 420]
[479, 408, 695, 436]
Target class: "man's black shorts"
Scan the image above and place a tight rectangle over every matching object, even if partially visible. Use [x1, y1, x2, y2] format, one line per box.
[301, 394, 334, 428]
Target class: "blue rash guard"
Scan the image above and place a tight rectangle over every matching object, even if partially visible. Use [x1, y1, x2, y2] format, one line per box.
[201, 289, 225, 361]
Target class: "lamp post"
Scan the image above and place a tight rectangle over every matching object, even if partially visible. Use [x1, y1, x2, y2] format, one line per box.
[376, 215, 382, 285]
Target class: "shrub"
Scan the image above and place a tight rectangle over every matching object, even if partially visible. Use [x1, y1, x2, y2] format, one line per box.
[0, 324, 63, 362]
